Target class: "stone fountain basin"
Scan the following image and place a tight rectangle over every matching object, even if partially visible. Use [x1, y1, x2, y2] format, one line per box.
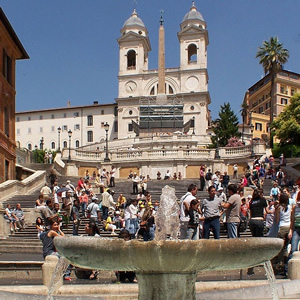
[55, 236, 283, 273]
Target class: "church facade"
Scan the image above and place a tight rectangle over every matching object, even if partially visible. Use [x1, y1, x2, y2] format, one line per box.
[116, 3, 211, 141]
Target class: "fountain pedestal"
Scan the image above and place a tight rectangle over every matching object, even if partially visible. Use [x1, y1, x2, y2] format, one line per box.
[137, 272, 196, 300]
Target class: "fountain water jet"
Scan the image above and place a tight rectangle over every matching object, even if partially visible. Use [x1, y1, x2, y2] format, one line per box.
[55, 185, 283, 300]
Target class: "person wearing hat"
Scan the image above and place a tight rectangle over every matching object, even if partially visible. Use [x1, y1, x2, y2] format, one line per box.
[105, 211, 117, 235]
[87, 196, 101, 224]
[114, 211, 124, 229]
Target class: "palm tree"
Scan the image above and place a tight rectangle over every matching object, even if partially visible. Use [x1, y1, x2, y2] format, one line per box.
[256, 36, 289, 148]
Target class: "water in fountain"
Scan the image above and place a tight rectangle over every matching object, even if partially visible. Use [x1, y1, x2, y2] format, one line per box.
[154, 185, 179, 240]
[264, 260, 279, 300]
[47, 256, 69, 300]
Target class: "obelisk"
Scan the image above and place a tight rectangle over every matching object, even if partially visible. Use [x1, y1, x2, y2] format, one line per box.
[157, 11, 167, 104]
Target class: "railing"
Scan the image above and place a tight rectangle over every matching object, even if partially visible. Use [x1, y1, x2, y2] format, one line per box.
[62, 143, 265, 163]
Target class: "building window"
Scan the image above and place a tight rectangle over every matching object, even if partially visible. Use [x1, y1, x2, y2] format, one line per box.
[62, 125, 68, 131]
[28, 128, 31, 134]
[281, 98, 288, 105]
[4, 107, 9, 136]
[51, 142, 55, 149]
[63, 113, 67, 118]
[3, 50, 12, 84]
[63, 141, 67, 148]
[127, 50, 136, 69]
[266, 101, 271, 109]
[74, 124, 80, 130]
[128, 123, 133, 132]
[75, 140, 80, 148]
[39, 115, 43, 120]
[291, 88, 295, 96]
[40, 127, 43, 133]
[188, 44, 197, 63]
[51, 114, 55, 119]
[280, 85, 288, 95]
[87, 115, 93, 126]
[114, 121, 118, 133]
[87, 131, 93, 142]
[129, 110, 133, 115]
[114, 106, 118, 116]
[27, 143, 32, 151]
[101, 122, 104, 128]
[28, 116, 31, 121]
[74, 112, 79, 117]
[101, 110, 104, 115]
[17, 129, 20, 135]
[258, 106, 264, 113]
[5, 160, 9, 181]
[255, 122, 262, 131]
[16, 117, 20, 122]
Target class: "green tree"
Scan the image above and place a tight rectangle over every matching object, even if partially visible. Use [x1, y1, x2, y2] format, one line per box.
[272, 94, 300, 146]
[256, 36, 289, 148]
[211, 103, 241, 147]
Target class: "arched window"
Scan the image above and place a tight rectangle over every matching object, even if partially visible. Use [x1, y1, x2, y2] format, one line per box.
[188, 44, 197, 63]
[51, 142, 55, 149]
[87, 131, 93, 142]
[63, 141, 67, 148]
[127, 50, 136, 69]
[87, 115, 93, 126]
[27, 143, 32, 151]
[75, 140, 80, 148]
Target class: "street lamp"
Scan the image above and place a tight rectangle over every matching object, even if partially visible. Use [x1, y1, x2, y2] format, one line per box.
[57, 127, 61, 152]
[40, 137, 44, 151]
[34, 145, 38, 163]
[214, 119, 220, 159]
[104, 122, 110, 162]
[250, 123, 254, 158]
[68, 129, 72, 162]
[192, 117, 195, 135]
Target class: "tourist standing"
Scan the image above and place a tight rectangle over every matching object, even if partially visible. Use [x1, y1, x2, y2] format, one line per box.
[72, 199, 81, 236]
[201, 186, 222, 239]
[199, 166, 205, 191]
[222, 184, 241, 238]
[101, 189, 116, 220]
[233, 164, 238, 179]
[187, 199, 201, 240]
[179, 184, 198, 239]
[110, 166, 116, 187]
[221, 171, 230, 193]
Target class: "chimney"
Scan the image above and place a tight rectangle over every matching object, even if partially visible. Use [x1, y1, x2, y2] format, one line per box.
[93, 101, 99, 105]
[67, 101, 71, 108]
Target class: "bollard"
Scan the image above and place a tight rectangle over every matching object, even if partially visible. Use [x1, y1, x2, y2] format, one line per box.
[288, 251, 300, 280]
[42, 255, 63, 290]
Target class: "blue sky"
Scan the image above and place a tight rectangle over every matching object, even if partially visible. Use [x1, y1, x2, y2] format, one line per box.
[1, 0, 300, 119]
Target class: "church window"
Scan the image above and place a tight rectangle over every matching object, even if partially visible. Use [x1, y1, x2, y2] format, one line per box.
[27, 143, 32, 151]
[190, 105, 194, 111]
[138, 30, 142, 35]
[51, 142, 55, 149]
[127, 50, 136, 69]
[75, 140, 80, 148]
[150, 86, 155, 95]
[188, 44, 197, 64]
[128, 123, 133, 132]
[114, 121, 118, 133]
[63, 141, 67, 148]
[168, 85, 174, 94]
[129, 110, 133, 115]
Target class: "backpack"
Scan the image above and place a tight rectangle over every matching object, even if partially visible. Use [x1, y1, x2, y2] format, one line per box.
[205, 173, 211, 181]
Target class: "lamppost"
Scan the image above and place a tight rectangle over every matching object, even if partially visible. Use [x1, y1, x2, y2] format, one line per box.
[215, 119, 220, 159]
[104, 122, 110, 162]
[192, 117, 195, 135]
[57, 127, 61, 152]
[68, 129, 72, 162]
[250, 123, 254, 158]
[34, 145, 38, 163]
[40, 137, 44, 151]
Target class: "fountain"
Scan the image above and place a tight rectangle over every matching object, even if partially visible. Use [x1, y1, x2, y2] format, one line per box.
[54, 186, 283, 300]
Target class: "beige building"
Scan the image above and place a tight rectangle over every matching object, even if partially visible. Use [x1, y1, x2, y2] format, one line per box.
[243, 70, 300, 140]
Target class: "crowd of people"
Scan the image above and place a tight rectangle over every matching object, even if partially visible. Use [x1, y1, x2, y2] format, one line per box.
[4, 154, 299, 281]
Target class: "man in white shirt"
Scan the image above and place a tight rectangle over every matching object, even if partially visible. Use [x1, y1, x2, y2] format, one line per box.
[101, 189, 116, 220]
[179, 184, 198, 239]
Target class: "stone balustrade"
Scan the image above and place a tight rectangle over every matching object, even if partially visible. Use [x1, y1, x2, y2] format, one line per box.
[62, 143, 265, 163]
